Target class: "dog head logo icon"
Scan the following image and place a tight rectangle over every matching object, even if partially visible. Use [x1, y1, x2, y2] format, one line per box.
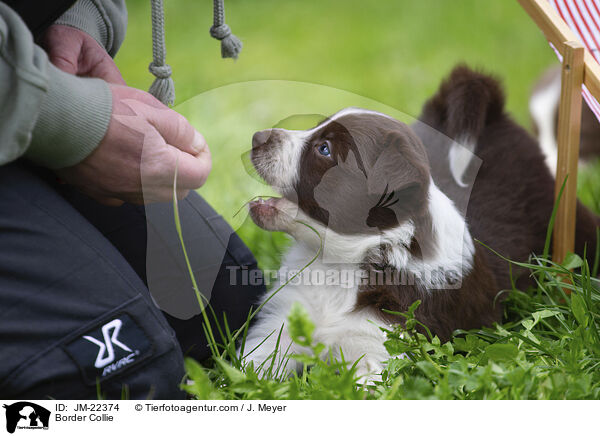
[3, 402, 50, 434]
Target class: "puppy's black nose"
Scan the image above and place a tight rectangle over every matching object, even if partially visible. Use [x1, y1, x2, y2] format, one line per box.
[252, 129, 271, 149]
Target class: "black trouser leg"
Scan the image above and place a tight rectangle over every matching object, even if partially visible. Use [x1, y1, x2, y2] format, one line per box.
[58, 181, 266, 362]
[0, 161, 265, 399]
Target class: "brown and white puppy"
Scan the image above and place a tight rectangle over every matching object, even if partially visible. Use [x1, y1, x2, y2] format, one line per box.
[530, 66, 600, 173]
[417, 66, 599, 293]
[242, 65, 600, 380]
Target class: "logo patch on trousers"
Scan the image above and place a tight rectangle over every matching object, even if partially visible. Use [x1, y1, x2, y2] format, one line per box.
[65, 314, 153, 384]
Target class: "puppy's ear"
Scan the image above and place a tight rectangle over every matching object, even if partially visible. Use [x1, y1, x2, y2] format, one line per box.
[367, 129, 430, 223]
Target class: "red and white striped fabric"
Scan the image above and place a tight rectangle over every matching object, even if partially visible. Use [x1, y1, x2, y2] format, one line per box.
[548, 0, 600, 122]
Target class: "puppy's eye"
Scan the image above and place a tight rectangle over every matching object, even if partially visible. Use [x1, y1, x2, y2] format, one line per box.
[317, 141, 331, 157]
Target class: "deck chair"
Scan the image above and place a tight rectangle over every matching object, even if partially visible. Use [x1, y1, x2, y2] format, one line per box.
[519, 0, 600, 263]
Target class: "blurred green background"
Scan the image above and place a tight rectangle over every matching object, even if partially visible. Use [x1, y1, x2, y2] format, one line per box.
[114, 0, 599, 270]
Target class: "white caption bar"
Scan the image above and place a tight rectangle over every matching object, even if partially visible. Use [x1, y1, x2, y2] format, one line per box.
[0, 400, 595, 435]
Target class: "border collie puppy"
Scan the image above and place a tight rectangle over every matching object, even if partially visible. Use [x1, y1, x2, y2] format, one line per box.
[242, 65, 599, 380]
[530, 66, 600, 173]
[418, 66, 598, 294]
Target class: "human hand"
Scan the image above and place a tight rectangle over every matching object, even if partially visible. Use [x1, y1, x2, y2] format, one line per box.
[42, 24, 125, 84]
[56, 85, 212, 205]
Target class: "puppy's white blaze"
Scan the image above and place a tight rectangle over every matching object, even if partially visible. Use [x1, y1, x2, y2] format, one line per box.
[262, 129, 308, 193]
[530, 75, 561, 175]
[448, 137, 476, 188]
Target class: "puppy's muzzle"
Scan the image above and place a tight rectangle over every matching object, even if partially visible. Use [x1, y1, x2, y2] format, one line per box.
[252, 129, 273, 149]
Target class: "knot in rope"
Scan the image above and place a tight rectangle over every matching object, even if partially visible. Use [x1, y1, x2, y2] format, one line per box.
[210, 0, 242, 59]
[148, 62, 172, 79]
[147, 0, 243, 106]
[210, 23, 231, 40]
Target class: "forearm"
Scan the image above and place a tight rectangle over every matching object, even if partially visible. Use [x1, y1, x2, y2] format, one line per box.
[0, 3, 112, 169]
[26, 64, 112, 169]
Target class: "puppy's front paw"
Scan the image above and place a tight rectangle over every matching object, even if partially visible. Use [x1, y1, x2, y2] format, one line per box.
[353, 358, 384, 385]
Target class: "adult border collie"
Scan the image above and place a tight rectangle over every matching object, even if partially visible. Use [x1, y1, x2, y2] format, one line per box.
[242, 65, 599, 380]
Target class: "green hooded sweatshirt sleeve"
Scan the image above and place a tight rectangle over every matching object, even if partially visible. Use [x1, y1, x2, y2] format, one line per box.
[54, 0, 128, 57]
[0, 0, 127, 169]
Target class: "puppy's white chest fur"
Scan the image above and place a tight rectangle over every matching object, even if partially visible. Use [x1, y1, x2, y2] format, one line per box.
[242, 243, 389, 379]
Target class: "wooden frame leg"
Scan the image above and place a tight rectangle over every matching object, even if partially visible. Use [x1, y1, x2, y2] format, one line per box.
[553, 41, 585, 264]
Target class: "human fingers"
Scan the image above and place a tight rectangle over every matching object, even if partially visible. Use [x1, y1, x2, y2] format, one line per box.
[147, 106, 207, 156]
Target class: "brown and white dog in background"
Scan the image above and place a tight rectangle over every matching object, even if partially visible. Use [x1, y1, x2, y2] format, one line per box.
[242, 65, 600, 380]
[530, 66, 600, 173]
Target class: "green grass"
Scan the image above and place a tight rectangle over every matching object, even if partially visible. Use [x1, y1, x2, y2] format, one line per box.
[114, 1, 600, 399]
[171, 167, 600, 401]
[180, 250, 600, 400]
